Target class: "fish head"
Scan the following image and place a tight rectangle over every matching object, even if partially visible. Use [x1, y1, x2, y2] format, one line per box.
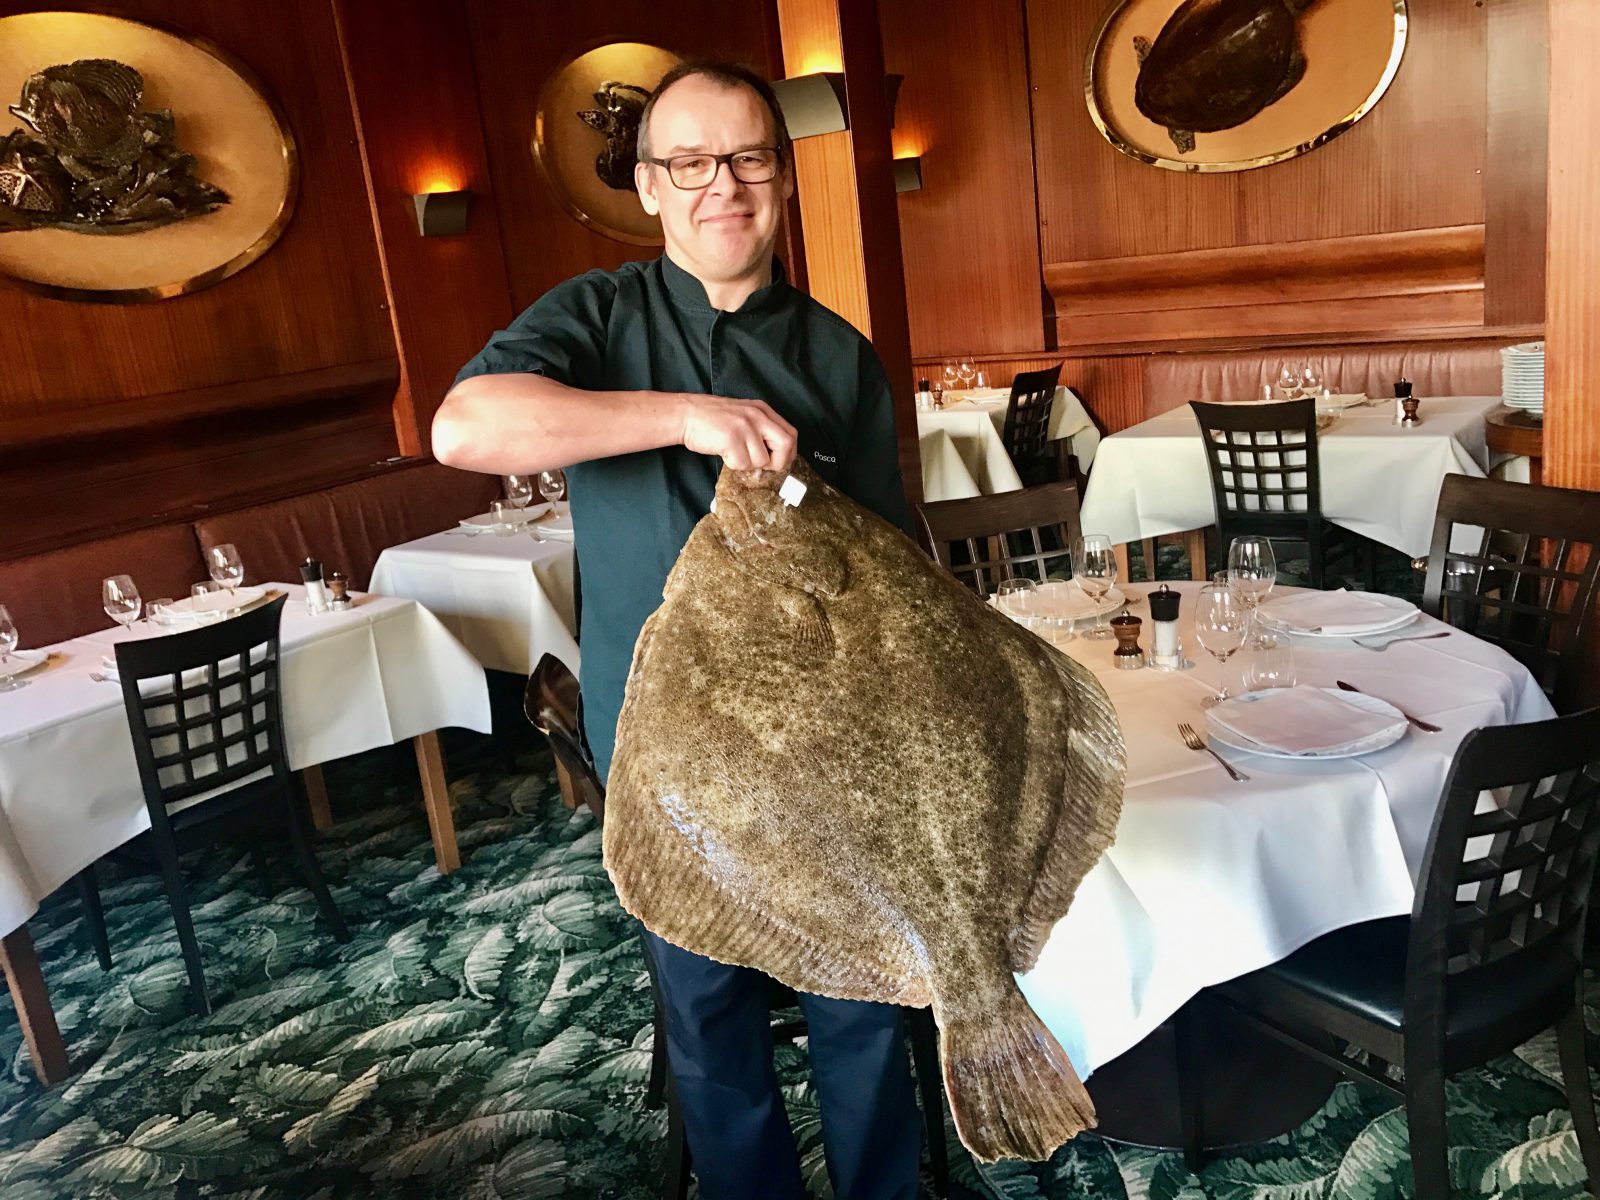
[707, 459, 849, 600]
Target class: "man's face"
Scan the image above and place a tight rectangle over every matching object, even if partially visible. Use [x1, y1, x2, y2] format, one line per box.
[635, 76, 794, 287]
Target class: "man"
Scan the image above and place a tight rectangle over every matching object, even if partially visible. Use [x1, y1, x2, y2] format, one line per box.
[433, 60, 923, 1200]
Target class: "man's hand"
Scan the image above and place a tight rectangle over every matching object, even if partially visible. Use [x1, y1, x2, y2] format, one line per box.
[680, 395, 797, 472]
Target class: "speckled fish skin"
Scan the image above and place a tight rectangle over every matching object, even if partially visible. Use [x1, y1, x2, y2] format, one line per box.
[604, 460, 1126, 1162]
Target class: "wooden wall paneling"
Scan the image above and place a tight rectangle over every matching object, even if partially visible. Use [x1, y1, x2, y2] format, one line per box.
[879, 0, 1045, 358]
[1484, 0, 1549, 327]
[1023, 0, 1486, 264]
[0, 0, 395, 419]
[778, 0, 922, 505]
[463, 0, 784, 312]
[332, 0, 516, 456]
[1543, 0, 1600, 491]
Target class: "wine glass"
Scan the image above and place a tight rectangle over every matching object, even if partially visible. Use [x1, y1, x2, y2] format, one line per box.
[1193, 584, 1248, 708]
[1226, 536, 1277, 621]
[1300, 365, 1322, 395]
[102, 575, 142, 630]
[941, 361, 960, 393]
[0, 604, 25, 692]
[957, 357, 977, 389]
[1073, 534, 1118, 640]
[207, 543, 244, 598]
[1275, 365, 1300, 400]
[503, 474, 535, 513]
[538, 469, 567, 508]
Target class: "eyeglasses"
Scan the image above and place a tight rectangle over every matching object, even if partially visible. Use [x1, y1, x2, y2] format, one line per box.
[641, 147, 783, 190]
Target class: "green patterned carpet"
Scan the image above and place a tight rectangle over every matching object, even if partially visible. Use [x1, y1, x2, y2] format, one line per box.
[1, 724, 1595, 1199]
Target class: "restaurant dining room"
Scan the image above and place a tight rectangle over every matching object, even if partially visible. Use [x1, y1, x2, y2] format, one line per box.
[2, 0, 1599, 1197]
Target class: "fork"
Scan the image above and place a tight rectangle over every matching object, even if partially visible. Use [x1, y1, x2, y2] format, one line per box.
[1352, 631, 1451, 652]
[1178, 722, 1249, 782]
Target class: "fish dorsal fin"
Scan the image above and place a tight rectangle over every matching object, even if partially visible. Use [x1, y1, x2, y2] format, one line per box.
[1008, 649, 1126, 972]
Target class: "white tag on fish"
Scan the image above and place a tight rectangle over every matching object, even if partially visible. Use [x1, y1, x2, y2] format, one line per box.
[779, 475, 807, 509]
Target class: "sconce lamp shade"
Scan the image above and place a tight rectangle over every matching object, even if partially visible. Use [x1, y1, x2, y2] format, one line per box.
[413, 190, 471, 236]
[770, 72, 849, 139]
[893, 157, 923, 193]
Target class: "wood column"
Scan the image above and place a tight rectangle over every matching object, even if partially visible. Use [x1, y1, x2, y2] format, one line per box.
[332, 0, 515, 456]
[1545, 0, 1600, 490]
[775, 0, 923, 506]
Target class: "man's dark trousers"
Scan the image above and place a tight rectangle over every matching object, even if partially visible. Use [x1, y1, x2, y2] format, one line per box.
[643, 930, 923, 1200]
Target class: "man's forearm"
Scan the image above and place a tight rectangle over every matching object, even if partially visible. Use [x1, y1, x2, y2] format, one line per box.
[432, 372, 687, 474]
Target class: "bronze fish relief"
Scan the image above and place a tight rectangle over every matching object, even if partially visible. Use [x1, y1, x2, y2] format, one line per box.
[606, 461, 1127, 1161]
[1135, 0, 1318, 153]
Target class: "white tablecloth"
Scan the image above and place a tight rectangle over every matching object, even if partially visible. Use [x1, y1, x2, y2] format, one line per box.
[370, 524, 579, 676]
[917, 387, 1100, 503]
[1018, 582, 1551, 1077]
[918, 429, 984, 502]
[0, 586, 490, 939]
[1078, 396, 1505, 557]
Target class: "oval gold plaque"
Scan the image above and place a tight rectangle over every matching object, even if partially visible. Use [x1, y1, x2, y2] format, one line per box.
[1085, 0, 1407, 173]
[0, 11, 296, 302]
[532, 42, 682, 247]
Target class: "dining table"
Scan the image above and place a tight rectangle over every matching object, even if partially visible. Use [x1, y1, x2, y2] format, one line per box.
[1011, 581, 1550, 1134]
[368, 509, 579, 677]
[0, 584, 490, 1084]
[916, 386, 1099, 502]
[1078, 395, 1510, 576]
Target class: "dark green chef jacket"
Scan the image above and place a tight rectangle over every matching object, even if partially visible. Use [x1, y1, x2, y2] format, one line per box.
[454, 254, 912, 781]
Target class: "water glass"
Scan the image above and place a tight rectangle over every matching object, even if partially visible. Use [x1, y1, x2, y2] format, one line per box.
[1245, 623, 1296, 691]
[1073, 534, 1118, 640]
[147, 598, 173, 626]
[995, 577, 1037, 627]
[1193, 583, 1248, 708]
[490, 499, 517, 533]
[0, 603, 24, 692]
[974, 369, 990, 389]
[207, 543, 244, 596]
[103, 575, 142, 629]
[538, 469, 567, 506]
[503, 474, 535, 510]
[190, 581, 224, 622]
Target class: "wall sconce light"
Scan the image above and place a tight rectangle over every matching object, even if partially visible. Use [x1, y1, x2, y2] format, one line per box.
[893, 157, 923, 193]
[771, 72, 848, 139]
[412, 190, 471, 236]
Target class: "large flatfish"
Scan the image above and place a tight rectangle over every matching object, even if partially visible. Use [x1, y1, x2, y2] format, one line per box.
[604, 461, 1126, 1161]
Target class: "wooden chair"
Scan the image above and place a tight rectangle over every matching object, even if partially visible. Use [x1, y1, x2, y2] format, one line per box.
[1180, 707, 1600, 1198]
[521, 658, 951, 1198]
[1423, 475, 1600, 714]
[1001, 364, 1064, 487]
[78, 596, 350, 1015]
[1191, 398, 1376, 590]
[917, 481, 1083, 597]
[525, 653, 601, 820]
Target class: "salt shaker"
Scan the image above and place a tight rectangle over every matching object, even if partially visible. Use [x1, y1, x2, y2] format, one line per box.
[915, 377, 933, 413]
[1147, 583, 1190, 671]
[300, 558, 330, 615]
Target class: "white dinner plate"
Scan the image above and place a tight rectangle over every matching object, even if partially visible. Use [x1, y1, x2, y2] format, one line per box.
[1254, 591, 1420, 639]
[154, 586, 268, 624]
[459, 503, 552, 529]
[1206, 688, 1408, 759]
[991, 581, 1125, 623]
[0, 649, 47, 681]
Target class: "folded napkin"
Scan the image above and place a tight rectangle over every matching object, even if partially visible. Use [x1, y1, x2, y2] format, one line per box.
[536, 509, 575, 541]
[1209, 686, 1402, 755]
[1321, 393, 1370, 409]
[952, 388, 1009, 405]
[1256, 589, 1412, 635]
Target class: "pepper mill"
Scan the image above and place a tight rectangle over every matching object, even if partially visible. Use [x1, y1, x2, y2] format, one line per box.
[1400, 395, 1421, 427]
[1147, 584, 1190, 671]
[1110, 614, 1145, 669]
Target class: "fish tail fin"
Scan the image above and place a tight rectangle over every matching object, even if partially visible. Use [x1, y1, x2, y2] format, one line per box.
[940, 990, 1095, 1163]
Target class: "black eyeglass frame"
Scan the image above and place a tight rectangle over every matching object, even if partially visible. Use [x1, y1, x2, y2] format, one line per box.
[639, 147, 787, 190]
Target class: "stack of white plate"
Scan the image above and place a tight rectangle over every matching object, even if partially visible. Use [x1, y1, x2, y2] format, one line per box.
[1502, 341, 1545, 417]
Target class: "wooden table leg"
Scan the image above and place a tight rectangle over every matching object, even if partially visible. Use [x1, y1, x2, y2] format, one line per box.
[555, 760, 580, 810]
[300, 765, 333, 832]
[414, 730, 461, 875]
[1113, 543, 1132, 588]
[1, 926, 69, 1085]
[1184, 529, 1210, 581]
